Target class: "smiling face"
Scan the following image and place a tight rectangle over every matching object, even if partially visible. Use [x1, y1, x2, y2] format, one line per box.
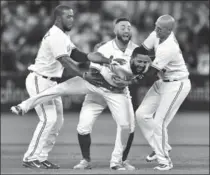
[130, 54, 151, 74]
[115, 21, 132, 44]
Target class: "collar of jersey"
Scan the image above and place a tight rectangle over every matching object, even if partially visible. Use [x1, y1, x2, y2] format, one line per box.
[112, 39, 132, 53]
[158, 32, 174, 46]
[53, 25, 66, 34]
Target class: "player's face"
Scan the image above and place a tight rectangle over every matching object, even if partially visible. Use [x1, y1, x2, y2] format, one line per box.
[61, 9, 74, 31]
[155, 21, 169, 39]
[132, 54, 149, 74]
[116, 21, 132, 44]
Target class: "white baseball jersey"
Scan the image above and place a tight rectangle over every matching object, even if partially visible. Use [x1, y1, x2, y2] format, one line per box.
[137, 31, 192, 166]
[142, 31, 189, 80]
[90, 40, 138, 87]
[28, 25, 76, 78]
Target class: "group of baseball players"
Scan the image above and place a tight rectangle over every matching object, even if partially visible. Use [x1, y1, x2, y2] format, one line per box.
[11, 4, 191, 171]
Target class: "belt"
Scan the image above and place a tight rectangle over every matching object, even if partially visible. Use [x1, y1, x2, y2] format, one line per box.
[88, 68, 125, 93]
[30, 71, 60, 82]
[163, 79, 178, 82]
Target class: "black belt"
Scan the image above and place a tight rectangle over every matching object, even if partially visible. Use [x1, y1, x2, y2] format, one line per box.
[163, 79, 178, 82]
[30, 71, 60, 82]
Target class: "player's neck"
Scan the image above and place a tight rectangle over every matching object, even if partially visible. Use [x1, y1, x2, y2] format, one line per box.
[114, 38, 128, 52]
[159, 33, 170, 44]
[54, 22, 65, 33]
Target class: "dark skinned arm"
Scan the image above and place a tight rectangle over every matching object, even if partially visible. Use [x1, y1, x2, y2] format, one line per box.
[57, 55, 84, 78]
[58, 55, 104, 86]
[70, 48, 110, 64]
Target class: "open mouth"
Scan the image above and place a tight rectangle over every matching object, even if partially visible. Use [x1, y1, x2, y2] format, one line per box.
[137, 67, 143, 72]
[123, 35, 130, 39]
[137, 65, 146, 73]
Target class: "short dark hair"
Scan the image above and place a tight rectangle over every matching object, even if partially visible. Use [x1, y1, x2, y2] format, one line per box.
[53, 5, 71, 19]
[114, 17, 130, 25]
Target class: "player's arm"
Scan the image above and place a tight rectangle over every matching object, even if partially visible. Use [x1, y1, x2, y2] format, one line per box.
[70, 48, 111, 64]
[87, 52, 111, 64]
[57, 55, 84, 78]
[57, 55, 103, 86]
[48, 35, 101, 84]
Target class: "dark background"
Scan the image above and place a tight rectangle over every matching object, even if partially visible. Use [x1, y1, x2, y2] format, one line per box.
[1, 0, 209, 112]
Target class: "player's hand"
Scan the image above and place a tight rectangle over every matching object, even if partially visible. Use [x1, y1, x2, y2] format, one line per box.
[111, 58, 127, 65]
[130, 74, 144, 84]
[111, 75, 131, 87]
[83, 72, 103, 87]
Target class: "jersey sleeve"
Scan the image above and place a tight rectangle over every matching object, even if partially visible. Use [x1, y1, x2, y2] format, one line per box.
[97, 44, 111, 58]
[151, 47, 174, 71]
[49, 34, 69, 59]
[142, 31, 156, 50]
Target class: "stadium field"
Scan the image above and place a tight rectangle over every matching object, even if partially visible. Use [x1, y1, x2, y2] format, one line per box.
[1, 111, 209, 174]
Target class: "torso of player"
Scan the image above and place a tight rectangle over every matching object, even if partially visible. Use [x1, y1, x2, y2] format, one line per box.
[144, 31, 189, 80]
[90, 40, 138, 86]
[28, 25, 74, 78]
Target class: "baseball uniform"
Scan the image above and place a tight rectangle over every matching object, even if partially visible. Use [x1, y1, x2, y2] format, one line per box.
[23, 25, 75, 162]
[77, 40, 138, 166]
[136, 31, 191, 166]
[16, 39, 138, 165]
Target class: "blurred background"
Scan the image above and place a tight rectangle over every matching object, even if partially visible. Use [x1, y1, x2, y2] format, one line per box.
[1, 0, 209, 112]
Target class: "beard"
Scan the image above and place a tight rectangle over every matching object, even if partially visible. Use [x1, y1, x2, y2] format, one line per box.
[116, 33, 131, 45]
[130, 60, 144, 75]
[63, 25, 71, 32]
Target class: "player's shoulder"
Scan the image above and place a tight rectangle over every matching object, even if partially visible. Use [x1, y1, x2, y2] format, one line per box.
[95, 40, 113, 51]
[48, 25, 67, 39]
[165, 33, 180, 50]
[146, 30, 157, 39]
[143, 30, 158, 46]
[94, 41, 109, 50]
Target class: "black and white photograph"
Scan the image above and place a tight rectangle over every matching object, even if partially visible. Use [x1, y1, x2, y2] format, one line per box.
[1, 0, 209, 174]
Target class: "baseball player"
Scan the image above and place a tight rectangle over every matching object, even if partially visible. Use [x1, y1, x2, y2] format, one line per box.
[132, 15, 192, 170]
[73, 18, 139, 170]
[12, 5, 114, 169]
[11, 20, 151, 170]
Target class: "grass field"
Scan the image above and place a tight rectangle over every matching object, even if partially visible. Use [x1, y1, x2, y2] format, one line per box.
[1, 111, 209, 174]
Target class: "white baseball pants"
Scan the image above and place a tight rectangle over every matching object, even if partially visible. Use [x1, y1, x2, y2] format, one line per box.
[77, 92, 135, 165]
[19, 76, 132, 162]
[136, 78, 191, 165]
[23, 72, 64, 162]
